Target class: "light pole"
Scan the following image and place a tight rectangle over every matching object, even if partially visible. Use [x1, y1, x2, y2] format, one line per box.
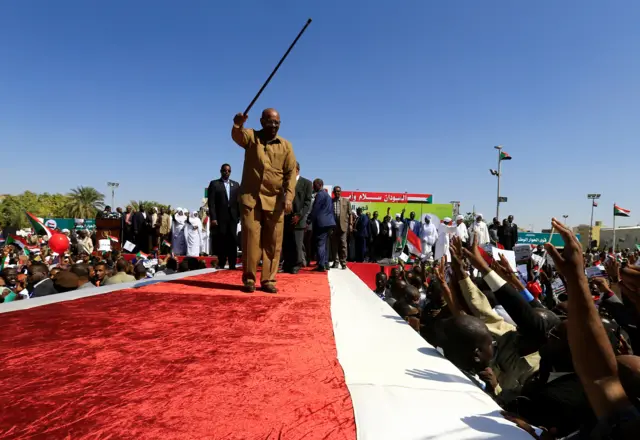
[562, 214, 569, 225]
[107, 182, 119, 208]
[491, 145, 503, 219]
[587, 194, 601, 249]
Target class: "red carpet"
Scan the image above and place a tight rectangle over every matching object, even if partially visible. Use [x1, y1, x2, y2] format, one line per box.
[0, 269, 355, 440]
[347, 263, 384, 290]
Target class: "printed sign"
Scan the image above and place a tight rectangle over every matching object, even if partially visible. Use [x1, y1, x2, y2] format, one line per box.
[514, 244, 532, 262]
[517, 232, 581, 247]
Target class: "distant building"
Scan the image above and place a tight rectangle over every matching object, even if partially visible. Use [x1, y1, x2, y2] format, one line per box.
[600, 225, 640, 251]
[573, 221, 602, 250]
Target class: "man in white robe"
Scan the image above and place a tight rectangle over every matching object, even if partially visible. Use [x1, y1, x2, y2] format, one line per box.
[202, 209, 210, 255]
[184, 210, 203, 257]
[434, 217, 458, 262]
[469, 213, 491, 246]
[419, 215, 438, 260]
[455, 214, 469, 245]
[171, 208, 188, 256]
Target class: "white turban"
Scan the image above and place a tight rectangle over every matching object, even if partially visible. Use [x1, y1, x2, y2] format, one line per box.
[456, 215, 464, 221]
[443, 217, 452, 223]
[476, 213, 483, 219]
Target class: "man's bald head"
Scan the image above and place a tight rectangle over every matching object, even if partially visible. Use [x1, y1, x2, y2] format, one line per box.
[260, 108, 281, 140]
[261, 108, 280, 120]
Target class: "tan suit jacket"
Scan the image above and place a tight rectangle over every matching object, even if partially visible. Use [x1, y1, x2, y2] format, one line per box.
[334, 197, 352, 232]
[103, 272, 136, 286]
[231, 127, 297, 212]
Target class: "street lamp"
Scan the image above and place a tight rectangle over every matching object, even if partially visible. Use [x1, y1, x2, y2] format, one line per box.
[490, 145, 504, 219]
[587, 194, 601, 248]
[107, 182, 120, 208]
[562, 214, 569, 225]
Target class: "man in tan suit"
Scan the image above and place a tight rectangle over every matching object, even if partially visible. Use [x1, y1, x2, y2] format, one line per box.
[330, 186, 352, 269]
[232, 109, 296, 293]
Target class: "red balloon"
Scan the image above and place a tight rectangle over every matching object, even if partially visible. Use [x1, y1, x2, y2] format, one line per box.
[49, 233, 70, 254]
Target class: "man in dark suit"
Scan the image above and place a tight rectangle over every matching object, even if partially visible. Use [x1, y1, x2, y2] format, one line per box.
[368, 210, 382, 262]
[132, 204, 150, 253]
[308, 179, 335, 272]
[207, 163, 240, 269]
[28, 262, 58, 298]
[354, 207, 370, 262]
[283, 162, 313, 274]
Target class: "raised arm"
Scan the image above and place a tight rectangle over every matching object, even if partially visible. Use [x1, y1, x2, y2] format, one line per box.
[546, 218, 630, 419]
[231, 113, 251, 149]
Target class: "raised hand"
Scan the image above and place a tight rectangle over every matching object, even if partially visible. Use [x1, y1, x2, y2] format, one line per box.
[544, 219, 585, 283]
[462, 234, 491, 275]
[233, 113, 248, 126]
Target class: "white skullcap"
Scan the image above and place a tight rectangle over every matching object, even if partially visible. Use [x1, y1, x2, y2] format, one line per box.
[476, 213, 483, 219]
[425, 215, 432, 220]
[444, 217, 452, 223]
[395, 213, 401, 218]
[62, 228, 70, 233]
[456, 215, 464, 221]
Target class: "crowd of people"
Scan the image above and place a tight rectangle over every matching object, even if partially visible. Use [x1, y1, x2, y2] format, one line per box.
[372, 219, 640, 438]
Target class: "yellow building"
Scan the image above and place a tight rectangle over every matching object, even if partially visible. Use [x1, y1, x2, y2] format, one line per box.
[573, 221, 602, 250]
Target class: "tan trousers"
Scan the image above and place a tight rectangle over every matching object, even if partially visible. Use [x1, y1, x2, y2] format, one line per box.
[331, 228, 348, 264]
[241, 201, 284, 287]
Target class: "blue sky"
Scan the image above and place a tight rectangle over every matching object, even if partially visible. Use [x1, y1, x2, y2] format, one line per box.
[2, 1, 639, 231]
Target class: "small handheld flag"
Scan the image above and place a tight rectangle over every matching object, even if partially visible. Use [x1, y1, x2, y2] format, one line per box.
[136, 251, 149, 260]
[162, 239, 172, 248]
[108, 235, 119, 243]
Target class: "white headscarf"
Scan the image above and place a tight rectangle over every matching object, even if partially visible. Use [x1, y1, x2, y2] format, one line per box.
[188, 211, 202, 229]
[174, 207, 187, 224]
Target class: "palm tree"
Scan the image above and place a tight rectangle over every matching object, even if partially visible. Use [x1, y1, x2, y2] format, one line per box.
[66, 186, 105, 218]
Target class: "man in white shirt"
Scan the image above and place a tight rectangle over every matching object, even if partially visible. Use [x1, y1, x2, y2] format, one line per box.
[469, 213, 490, 246]
[455, 215, 469, 245]
[419, 215, 438, 260]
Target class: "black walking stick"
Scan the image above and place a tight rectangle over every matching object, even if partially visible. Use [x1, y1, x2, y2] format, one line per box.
[243, 18, 312, 116]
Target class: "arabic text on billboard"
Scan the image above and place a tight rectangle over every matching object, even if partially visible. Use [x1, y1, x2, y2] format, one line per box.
[517, 232, 581, 247]
[341, 191, 432, 204]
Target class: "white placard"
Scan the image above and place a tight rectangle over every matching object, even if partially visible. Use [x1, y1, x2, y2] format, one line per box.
[142, 258, 158, 269]
[98, 239, 111, 252]
[491, 247, 517, 271]
[531, 254, 545, 268]
[517, 264, 528, 282]
[123, 240, 136, 252]
[586, 265, 605, 279]
[514, 244, 532, 262]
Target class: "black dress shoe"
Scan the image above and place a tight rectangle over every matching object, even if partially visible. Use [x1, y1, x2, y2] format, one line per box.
[313, 266, 326, 272]
[261, 284, 278, 294]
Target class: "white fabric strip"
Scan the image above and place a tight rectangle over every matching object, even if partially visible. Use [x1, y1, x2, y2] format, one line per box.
[0, 268, 217, 314]
[329, 269, 531, 439]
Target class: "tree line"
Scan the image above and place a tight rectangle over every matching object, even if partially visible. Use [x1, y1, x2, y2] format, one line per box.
[0, 186, 170, 229]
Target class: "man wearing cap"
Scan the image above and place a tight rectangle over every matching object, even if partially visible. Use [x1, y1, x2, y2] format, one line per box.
[455, 215, 469, 246]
